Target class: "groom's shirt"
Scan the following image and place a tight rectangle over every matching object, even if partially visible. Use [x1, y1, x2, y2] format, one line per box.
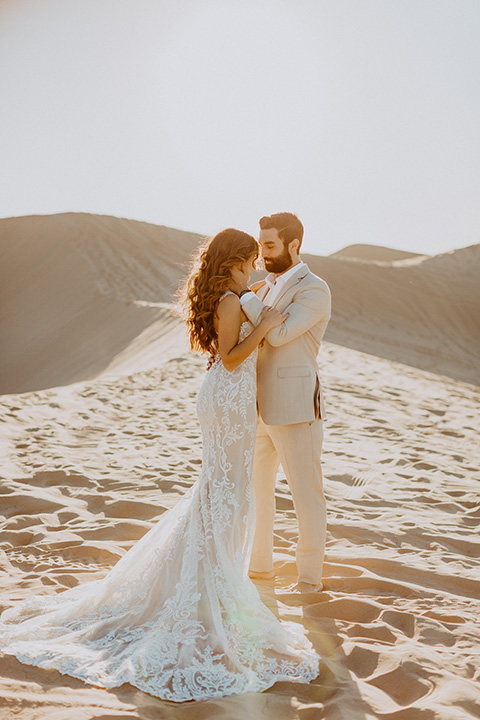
[260, 261, 306, 307]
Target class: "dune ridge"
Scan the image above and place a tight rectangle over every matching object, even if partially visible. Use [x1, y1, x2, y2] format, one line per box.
[0, 214, 201, 394]
[305, 244, 480, 386]
[330, 244, 425, 262]
[1, 213, 478, 395]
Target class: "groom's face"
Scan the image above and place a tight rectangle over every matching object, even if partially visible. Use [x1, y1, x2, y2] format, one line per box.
[259, 228, 293, 275]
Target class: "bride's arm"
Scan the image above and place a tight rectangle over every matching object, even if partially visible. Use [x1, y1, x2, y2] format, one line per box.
[215, 294, 286, 372]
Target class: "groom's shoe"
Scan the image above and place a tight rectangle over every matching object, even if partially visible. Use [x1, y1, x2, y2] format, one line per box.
[248, 569, 275, 580]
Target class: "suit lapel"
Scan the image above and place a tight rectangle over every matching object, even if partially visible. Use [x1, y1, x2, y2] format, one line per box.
[271, 265, 310, 308]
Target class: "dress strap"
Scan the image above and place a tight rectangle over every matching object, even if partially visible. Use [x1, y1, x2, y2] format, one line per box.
[219, 290, 238, 301]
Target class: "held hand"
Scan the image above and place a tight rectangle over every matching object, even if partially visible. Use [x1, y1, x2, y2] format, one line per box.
[259, 306, 289, 330]
[249, 280, 266, 294]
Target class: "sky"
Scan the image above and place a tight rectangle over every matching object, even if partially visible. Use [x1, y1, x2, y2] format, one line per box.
[1, 0, 479, 256]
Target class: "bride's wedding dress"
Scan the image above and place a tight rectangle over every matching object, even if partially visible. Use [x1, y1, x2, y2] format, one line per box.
[0, 318, 320, 702]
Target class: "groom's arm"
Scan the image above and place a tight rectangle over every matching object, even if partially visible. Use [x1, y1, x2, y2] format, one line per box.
[239, 291, 265, 326]
[241, 284, 331, 347]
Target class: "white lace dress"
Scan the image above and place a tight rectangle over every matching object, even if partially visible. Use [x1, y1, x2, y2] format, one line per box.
[0, 319, 320, 702]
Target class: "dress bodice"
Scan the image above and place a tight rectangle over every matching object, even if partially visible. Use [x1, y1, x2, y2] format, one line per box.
[209, 318, 254, 372]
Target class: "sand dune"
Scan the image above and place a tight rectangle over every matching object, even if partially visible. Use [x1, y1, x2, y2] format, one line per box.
[330, 244, 424, 262]
[0, 213, 201, 394]
[1, 213, 478, 394]
[305, 245, 480, 385]
[0, 213, 479, 719]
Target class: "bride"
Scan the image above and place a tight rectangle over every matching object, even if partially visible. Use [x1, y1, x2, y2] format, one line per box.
[0, 228, 320, 702]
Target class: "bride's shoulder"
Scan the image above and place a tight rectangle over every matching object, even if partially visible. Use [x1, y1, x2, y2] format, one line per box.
[217, 291, 241, 310]
[215, 292, 243, 323]
[214, 292, 244, 332]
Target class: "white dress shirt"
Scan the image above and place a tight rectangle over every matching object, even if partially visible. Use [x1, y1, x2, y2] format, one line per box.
[262, 261, 305, 306]
[240, 261, 305, 308]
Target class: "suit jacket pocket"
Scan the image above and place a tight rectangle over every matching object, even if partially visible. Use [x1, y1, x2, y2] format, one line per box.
[277, 366, 311, 378]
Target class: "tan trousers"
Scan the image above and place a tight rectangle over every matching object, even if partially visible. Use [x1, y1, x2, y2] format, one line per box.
[249, 415, 326, 585]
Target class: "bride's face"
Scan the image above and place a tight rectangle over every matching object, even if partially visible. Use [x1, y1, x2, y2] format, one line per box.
[240, 254, 257, 282]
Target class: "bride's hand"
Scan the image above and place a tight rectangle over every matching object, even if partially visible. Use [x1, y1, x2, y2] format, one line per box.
[249, 280, 266, 294]
[260, 306, 288, 330]
[230, 267, 249, 295]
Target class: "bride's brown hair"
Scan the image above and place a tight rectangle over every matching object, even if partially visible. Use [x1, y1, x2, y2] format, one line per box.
[180, 228, 258, 356]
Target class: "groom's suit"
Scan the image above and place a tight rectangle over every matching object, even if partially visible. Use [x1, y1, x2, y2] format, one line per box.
[241, 263, 331, 585]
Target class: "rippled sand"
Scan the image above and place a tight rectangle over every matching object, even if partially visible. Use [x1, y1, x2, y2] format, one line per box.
[0, 214, 479, 719]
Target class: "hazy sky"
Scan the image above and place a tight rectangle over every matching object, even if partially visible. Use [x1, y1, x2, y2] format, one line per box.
[1, 0, 479, 256]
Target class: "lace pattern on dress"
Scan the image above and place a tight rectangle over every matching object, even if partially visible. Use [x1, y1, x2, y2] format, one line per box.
[0, 320, 320, 701]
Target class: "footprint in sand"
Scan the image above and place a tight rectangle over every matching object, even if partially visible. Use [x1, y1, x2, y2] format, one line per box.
[367, 661, 434, 705]
[381, 609, 416, 638]
[344, 645, 380, 679]
[306, 598, 382, 624]
[346, 623, 397, 644]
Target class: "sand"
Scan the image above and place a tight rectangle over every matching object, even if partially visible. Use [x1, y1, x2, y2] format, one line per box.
[0, 213, 479, 719]
[304, 245, 480, 386]
[329, 244, 424, 262]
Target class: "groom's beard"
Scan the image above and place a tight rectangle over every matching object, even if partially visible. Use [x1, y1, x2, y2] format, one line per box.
[263, 246, 293, 274]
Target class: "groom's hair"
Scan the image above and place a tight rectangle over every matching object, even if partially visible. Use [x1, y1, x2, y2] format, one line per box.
[259, 212, 304, 250]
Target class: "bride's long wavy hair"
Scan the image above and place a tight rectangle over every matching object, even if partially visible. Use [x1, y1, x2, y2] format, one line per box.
[180, 228, 259, 356]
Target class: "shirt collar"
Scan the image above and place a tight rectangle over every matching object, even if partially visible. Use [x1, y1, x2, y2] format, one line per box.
[265, 261, 305, 289]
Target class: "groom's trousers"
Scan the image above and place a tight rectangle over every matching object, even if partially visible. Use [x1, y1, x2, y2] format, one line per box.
[249, 415, 326, 585]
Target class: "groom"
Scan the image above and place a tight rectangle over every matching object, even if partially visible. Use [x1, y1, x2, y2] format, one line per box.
[238, 212, 331, 591]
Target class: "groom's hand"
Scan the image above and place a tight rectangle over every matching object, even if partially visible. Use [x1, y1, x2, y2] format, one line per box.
[260, 306, 288, 330]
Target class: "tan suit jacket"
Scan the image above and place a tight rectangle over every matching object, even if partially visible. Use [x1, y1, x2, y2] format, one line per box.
[242, 264, 331, 425]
